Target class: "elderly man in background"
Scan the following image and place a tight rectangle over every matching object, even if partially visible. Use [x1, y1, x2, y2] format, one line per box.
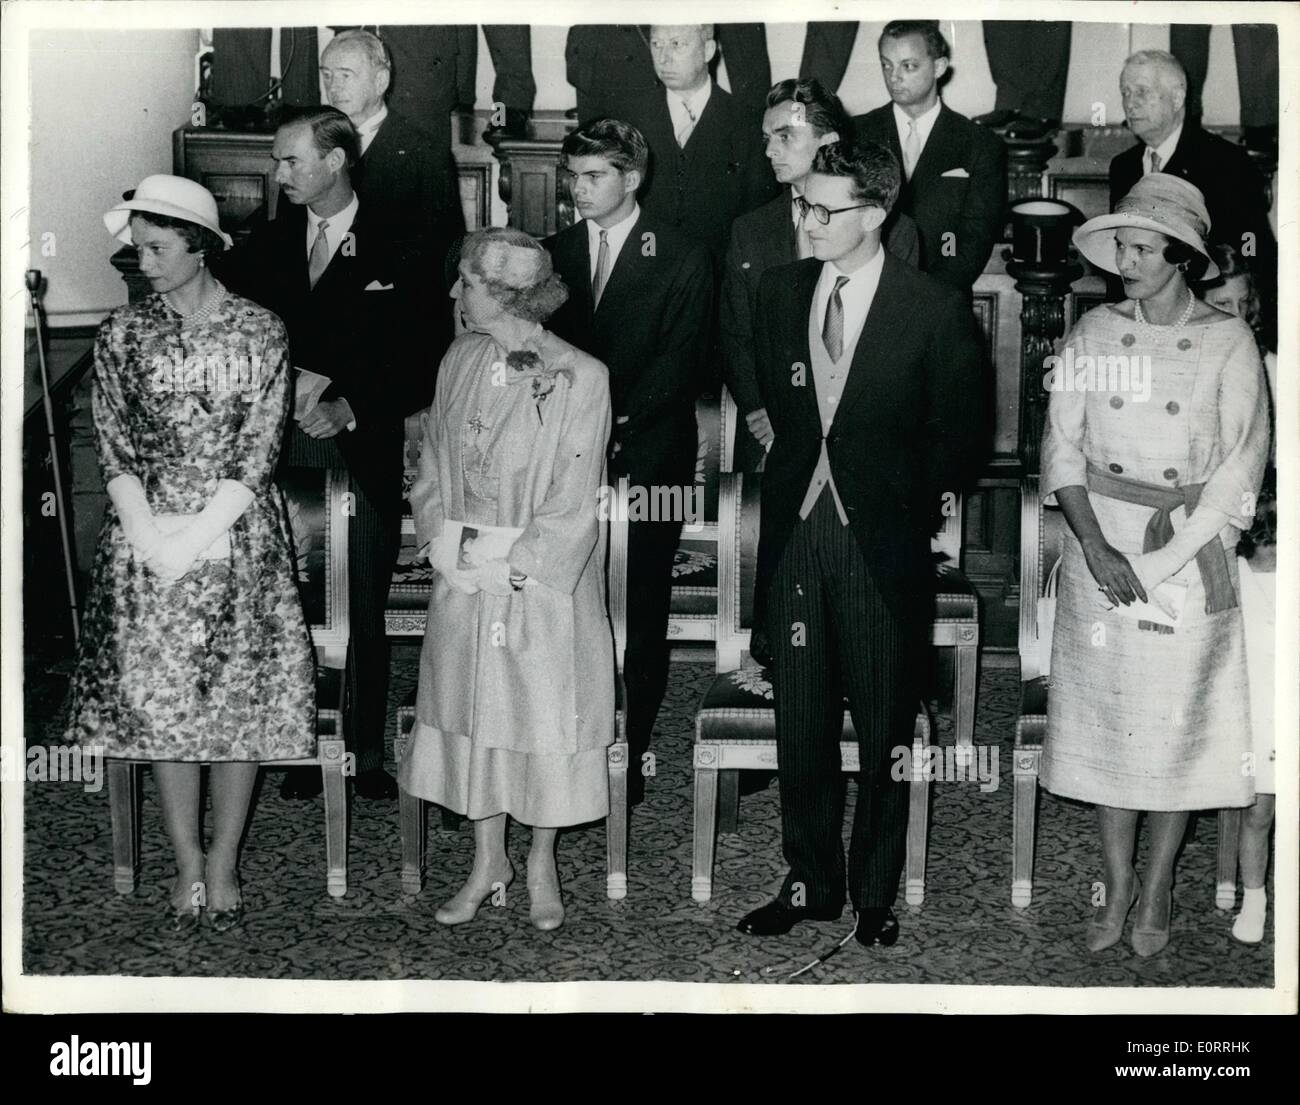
[1109, 48, 1276, 349]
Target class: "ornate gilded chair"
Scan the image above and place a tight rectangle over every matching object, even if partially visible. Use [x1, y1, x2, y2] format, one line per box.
[1012, 475, 1242, 909]
[666, 394, 723, 643]
[395, 477, 632, 899]
[691, 472, 934, 906]
[106, 466, 352, 899]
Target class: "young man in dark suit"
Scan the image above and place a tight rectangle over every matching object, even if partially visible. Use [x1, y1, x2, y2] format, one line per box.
[853, 20, 1006, 294]
[722, 78, 920, 473]
[217, 108, 434, 801]
[619, 24, 778, 265]
[737, 142, 987, 946]
[544, 119, 713, 806]
[1109, 49, 1276, 348]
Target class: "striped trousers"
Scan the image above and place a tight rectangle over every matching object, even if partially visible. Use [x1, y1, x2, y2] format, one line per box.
[767, 492, 919, 912]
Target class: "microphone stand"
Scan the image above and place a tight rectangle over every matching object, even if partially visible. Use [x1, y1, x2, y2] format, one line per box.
[26, 269, 81, 640]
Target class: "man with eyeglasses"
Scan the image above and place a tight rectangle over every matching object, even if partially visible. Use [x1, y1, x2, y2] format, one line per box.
[620, 24, 777, 265]
[853, 20, 1006, 294]
[737, 141, 988, 948]
[544, 118, 713, 807]
[721, 78, 920, 474]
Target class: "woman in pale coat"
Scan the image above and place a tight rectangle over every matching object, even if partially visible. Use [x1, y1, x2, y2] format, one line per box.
[398, 227, 614, 931]
[1040, 174, 1269, 957]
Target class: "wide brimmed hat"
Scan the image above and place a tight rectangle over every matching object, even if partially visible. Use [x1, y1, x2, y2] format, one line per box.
[103, 174, 233, 249]
[1073, 172, 1217, 280]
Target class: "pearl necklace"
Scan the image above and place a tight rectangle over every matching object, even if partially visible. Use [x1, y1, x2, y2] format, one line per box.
[1134, 288, 1195, 334]
[164, 283, 226, 325]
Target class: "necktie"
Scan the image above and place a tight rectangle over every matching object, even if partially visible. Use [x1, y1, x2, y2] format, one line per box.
[794, 201, 813, 260]
[308, 219, 331, 288]
[1147, 149, 1162, 175]
[592, 229, 610, 306]
[902, 119, 921, 180]
[822, 275, 849, 362]
[676, 98, 697, 148]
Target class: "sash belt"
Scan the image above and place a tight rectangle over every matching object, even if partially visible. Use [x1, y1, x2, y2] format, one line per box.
[1085, 462, 1237, 631]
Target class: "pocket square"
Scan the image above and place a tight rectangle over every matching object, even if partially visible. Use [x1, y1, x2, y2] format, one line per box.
[941, 167, 970, 179]
[365, 280, 394, 291]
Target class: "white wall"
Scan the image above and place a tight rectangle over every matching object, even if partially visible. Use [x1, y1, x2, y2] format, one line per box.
[28, 29, 198, 324]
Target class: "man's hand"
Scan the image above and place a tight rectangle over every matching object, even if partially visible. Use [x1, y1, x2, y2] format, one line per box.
[301, 398, 356, 439]
[746, 407, 774, 447]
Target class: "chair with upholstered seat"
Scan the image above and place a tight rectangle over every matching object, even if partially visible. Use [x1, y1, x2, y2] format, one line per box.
[1010, 475, 1239, 908]
[691, 471, 934, 906]
[665, 394, 724, 643]
[107, 467, 353, 899]
[395, 477, 632, 899]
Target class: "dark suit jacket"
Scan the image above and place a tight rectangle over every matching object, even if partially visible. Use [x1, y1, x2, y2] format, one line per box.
[214, 201, 427, 520]
[854, 103, 1007, 292]
[544, 213, 713, 488]
[752, 253, 989, 637]
[1109, 125, 1277, 345]
[356, 108, 464, 253]
[623, 84, 779, 264]
[721, 188, 921, 415]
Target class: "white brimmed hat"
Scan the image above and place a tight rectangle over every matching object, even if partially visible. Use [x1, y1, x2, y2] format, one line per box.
[103, 174, 233, 250]
[1073, 172, 1218, 280]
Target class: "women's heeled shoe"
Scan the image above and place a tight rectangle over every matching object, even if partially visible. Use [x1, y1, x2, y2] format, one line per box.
[1086, 876, 1140, 953]
[527, 872, 565, 932]
[1130, 889, 1172, 957]
[435, 867, 514, 926]
[165, 901, 202, 934]
[204, 873, 244, 933]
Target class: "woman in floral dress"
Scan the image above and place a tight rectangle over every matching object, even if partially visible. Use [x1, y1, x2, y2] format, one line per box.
[67, 176, 315, 931]
[398, 227, 614, 932]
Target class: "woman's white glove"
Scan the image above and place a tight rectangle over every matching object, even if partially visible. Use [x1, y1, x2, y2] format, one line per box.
[145, 479, 254, 584]
[428, 535, 480, 595]
[106, 475, 164, 559]
[1131, 502, 1233, 593]
[473, 558, 514, 596]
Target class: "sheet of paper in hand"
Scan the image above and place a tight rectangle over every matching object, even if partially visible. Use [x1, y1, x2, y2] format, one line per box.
[294, 368, 334, 422]
[1105, 578, 1189, 628]
[441, 520, 537, 585]
[152, 514, 232, 560]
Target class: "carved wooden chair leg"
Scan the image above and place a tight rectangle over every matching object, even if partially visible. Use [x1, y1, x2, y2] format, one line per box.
[318, 738, 348, 898]
[108, 760, 140, 895]
[904, 731, 929, 907]
[692, 746, 720, 903]
[1011, 746, 1040, 908]
[606, 740, 628, 900]
[952, 640, 978, 754]
[1215, 808, 1242, 911]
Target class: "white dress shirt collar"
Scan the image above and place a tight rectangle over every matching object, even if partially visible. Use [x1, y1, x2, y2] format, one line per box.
[306, 191, 360, 265]
[814, 244, 886, 352]
[586, 202, 641, 276]
[893, 99, 943, 156]
[1145, 120, 1183, 175]
[355, 102, 389, 155]
[667, 80, 713, 142]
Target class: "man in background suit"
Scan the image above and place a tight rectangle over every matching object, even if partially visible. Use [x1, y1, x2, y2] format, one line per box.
[1109, 49, 1276, 349]
[620, 24, 778, 266]
[722, 78, 920, 473]
[737, 142, 987, 946]
[544, 119, 713, 806]
[218, 108, 431, 801]
[854, 20, 1006, 294]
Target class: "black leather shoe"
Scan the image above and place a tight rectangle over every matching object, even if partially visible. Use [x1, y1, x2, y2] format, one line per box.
[279, 767, 322, 800]
[354, 768, 398, 801]
[736, 899, 843, 936]
[854, 907, 900, 948]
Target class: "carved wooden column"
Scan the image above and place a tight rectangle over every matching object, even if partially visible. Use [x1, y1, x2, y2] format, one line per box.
[1003, 133, 1058, 205]
[485, 111, 575, 238]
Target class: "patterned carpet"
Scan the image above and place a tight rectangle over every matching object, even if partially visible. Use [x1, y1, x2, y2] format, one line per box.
[22, 637, 1274, 988]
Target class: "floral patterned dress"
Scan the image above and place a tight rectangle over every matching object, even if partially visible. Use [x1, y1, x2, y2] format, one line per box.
[66, 287, 316, 761]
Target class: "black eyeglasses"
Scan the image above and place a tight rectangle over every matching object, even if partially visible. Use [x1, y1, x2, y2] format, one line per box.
[794, 195, 872, 226]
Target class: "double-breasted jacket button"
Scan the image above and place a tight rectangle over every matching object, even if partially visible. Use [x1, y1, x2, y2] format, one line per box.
[1108, 462, 1124, 473]
[1166, 400, 1180, 415]
[1121, 333, 1136, 347]
[1177, 338, 1193, 350]
[1163, 467, 1178, 481]
[1109, 395, 1124, 409]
